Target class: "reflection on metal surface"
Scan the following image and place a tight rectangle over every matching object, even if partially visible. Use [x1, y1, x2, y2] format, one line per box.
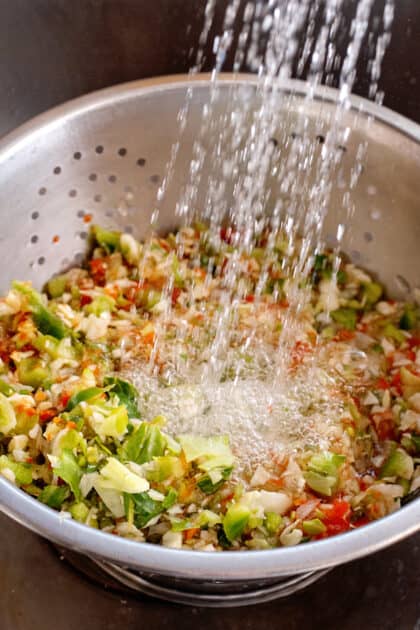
[55, 545, 330, 607]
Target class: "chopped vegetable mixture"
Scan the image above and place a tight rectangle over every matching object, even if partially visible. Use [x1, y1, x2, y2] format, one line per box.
[0, 224, 418, 551]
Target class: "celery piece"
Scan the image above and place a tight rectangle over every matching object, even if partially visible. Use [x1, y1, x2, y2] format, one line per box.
[265, 511, 283, 534]
[65, 387, 104, 411]
[51, 449, 83, 501]
[34, 335, 75, 361]
[17, 358, 50, 389]
[39, 485, 70, 509]
[302, 518, 327, 535]
[304, 471, 337, 497]
[120, 233, 142, 265]
[382, 323, 405, 345]
[0, 393, 16, 434]
[336, 270, 347, 285]
[13, 282, 70, 339]
[70, 502, 90, 523]
[304, 451, 346, 497]
[308, 452, 346, 477]
[0, 455, 32, 485]
[361, 282, 383, 307]
[85, 295, 115, 316]
[400, 305, 418, 331]
[331, 308, 357, 331]
[217, 525, 232, 549]
[197, 510, 222, 528]
[104, 376, 139, 418]
[54, 429, 87, 457]
[46, 275, 67, 299]
[120, 421, 166, 464]
[197, 467, 233, 494]
[170, 518, 193, 532]
[223, 502, 250, 542]
[0, 380, 14, 397]
[92, 225, 120, 254]
[380, 448, 414, 480]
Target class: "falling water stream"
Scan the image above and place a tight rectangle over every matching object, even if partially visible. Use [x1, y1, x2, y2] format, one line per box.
[123, 0, 394, 472]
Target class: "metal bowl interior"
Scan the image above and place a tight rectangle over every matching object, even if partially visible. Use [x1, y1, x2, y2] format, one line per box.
[0, 74, 419, 582]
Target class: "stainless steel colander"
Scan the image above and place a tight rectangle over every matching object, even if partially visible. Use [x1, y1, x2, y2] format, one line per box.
[0, 74, 419, 607]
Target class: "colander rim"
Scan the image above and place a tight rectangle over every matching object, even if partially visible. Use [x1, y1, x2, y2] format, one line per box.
[0, 73, 419, 580]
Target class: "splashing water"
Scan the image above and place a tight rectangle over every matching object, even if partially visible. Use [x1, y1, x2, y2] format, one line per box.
[130, 0, 395, 468]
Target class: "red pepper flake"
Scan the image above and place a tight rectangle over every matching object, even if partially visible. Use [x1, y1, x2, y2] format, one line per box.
[220, 227, 235, 244]
[335, 329, 355, 342]
[59, 392, 71, 408]
[89, 258, 107, 286]
[245, 294, 255, 303]
[80, 294, 93, 307]
[83, 214, 93, 224]
[321, 499, 351, 536]
[52, 235, 60, 244]
[390, 371, 402, 395]
[39, 408, 58, 423]
[183, 527, 200, 542]
[66, 421, 77, 430]
[171, 287, 181, 306]
[375, 377, 390, 390]
[408, 336, 420, 349]
[406, 349, 416, 362]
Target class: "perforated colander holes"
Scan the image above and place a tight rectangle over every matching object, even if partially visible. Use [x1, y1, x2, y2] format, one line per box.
[29, 256, 47, 269]
[281, 132, 348, 153]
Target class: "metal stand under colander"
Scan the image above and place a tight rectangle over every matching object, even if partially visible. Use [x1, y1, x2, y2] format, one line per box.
[53, 545, 330, 607]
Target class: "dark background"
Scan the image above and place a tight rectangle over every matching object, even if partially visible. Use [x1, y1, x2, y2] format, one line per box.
[0, 0, 419, 138]
[0, 1, 419, 628]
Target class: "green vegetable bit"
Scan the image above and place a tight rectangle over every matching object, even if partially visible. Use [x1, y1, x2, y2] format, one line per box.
[92, 225, 120, 254]
[51, 449, 83, 501]
[265, 511, 283, 534]
[104, 376, 139, 418]
[197, 467, 233, 494]
[13, 282, 70, 339]
[124, 487, 177, 528]
[302, 518, 327, 535]
[400, 304, 418, 331]
[120, 420, 166, 464]
[39, 485, 70, 509]
[65, 387, 105, 411]
[331, 308, 357, 331]
[0, 455, 32, 485]
[304, 451, 346, 497]
[223, 502, 250, 542]
[380, 447, 414, 480]
[17, 358, 50, 389]
[361, 282, 383, 307]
